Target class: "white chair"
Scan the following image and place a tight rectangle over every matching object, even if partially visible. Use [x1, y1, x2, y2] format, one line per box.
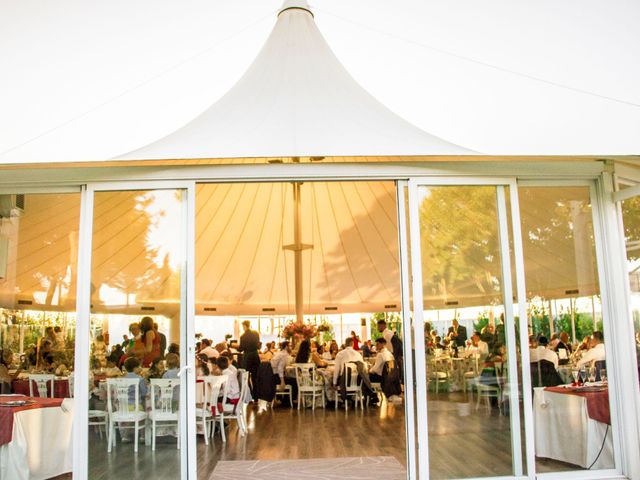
[273, 383, 293, 409]
[69, 372, 108, 438]
[217, 369, 249, 442]
[429, 358, 451, 394]
[463, 355, 481, 399]
[28, 374, 55, 398]
[106, 378, 147, 453]
[369, 359, 395, 405]
[294, 363, 325, 410]
[475, 362, 503, 414]
[195, 376, 226, 446]
[336, 362, 363, 411]
[149, 378, 180, 451]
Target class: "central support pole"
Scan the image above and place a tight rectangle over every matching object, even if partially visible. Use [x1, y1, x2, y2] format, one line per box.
[283, 181, 313, 325]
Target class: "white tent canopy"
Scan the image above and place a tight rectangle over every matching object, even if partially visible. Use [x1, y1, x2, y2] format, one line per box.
[118, 0, 472, 161]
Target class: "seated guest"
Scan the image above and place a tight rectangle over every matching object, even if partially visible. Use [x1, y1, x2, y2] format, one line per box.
[361, 340, 373, 358]
[270, 341, 291, 388]
[554, 331, 572, 365]
[196, 353, 211, 376]
[328, 341, 339, 360]
[530, 336, 559, 369]
[332, 337, 363, 387]
[310, 341, 328, 367]
[480, 324, 496, 349]
[295, 339, 312, 364]
[123, 357, 147, 406]
[217, 356, 240, 402]
[576, 331, 606, 369]
[199, 339, 219, 360]
[369, 338, 394, 383]
[433, 336, 445, 350]
[163, 353, 180, 378]
[465, 332, 489, 359]
[259, 342, 273, 362]
[109, 344, 124, 365]
[147, 357, 165, 379]
[168, 343, 180, 355]
[0, 349, 21, 394]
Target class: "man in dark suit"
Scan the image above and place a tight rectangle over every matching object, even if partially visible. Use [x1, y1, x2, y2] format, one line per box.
[239, 320, 261, 396]
[447, 319, 467, 348]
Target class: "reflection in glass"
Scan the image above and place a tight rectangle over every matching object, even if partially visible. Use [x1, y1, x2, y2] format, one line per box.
[0, 192, 80, 478]
[87, 190, 183, 478]
[621, 196, 640, 388]
[417, 186, 520, 479]
[519, 186, 615, 472]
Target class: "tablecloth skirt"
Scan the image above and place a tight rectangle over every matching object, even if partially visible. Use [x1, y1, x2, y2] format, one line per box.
[533, 388, 614, 469]
[0, 398, 74, 480]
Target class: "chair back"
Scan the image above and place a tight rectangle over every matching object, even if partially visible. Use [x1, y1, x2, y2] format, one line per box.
[68, 372, 75, 398]
[294, 363, 318, 389]
[237, 369, 249, 404]
[201, 376, 226, 414]
[107, 377, 141, 415]
[150, 378, 180, 414]
[344, 362, 360, 390]
[29, 374, 55, 398]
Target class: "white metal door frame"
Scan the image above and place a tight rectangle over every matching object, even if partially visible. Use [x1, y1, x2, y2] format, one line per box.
[73, 180, 197, 480]
[405, 176, 533, 480]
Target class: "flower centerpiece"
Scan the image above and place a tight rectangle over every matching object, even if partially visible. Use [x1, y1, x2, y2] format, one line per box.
[282, 321, 318, 341]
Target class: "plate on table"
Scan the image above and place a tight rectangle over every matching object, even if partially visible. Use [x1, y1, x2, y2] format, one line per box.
[0, 399, 35, 407]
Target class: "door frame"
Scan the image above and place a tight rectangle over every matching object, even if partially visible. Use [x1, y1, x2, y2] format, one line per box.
[72, 180, 197, 480]
[403, 176, 535, 480]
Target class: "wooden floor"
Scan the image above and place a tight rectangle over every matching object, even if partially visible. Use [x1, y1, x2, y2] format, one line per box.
[82, 394, 576, 479]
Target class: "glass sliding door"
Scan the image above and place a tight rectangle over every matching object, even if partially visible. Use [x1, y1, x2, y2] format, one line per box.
[75, 183, 194, 480]
[406, 180, 527, 479]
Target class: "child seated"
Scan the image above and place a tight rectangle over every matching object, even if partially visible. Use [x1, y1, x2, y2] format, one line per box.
[123, 357, 147, 406]
[216, 356, 240, 403]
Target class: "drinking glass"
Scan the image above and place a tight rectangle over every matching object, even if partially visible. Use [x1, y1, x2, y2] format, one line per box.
[579, 367, 587, 384]
[571, 369, 579, 384]
[600, 368, 607, 384]
[588, 366, 596, 383]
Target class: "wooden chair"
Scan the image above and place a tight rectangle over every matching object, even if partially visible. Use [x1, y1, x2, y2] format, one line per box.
[195, 376, 226, 446]
[28, 374, 55, 398]
[106, 378, 147, 453]
[149, 378, 180, 450]
[429, 357, 451, 394]
[294, 363, 325, 410]
[273, 383, 293, 409]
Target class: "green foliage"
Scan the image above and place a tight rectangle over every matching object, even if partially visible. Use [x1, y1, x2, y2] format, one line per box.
[370, 312, 402, 340]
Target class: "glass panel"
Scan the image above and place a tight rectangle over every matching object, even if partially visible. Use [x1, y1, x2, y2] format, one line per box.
[194, 181, 407, 478]
[87, 190, 184, 477]
[518, 186, 615, 472]
[620, 197, 640, 394]
[0, 192, 80, 478]
[416, 185, 521, 478]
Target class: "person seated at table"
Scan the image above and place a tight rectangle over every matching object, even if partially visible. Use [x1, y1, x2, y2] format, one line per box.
[216, 356, 240, 403]
[123, 357, 147, 406]
[369, 338, 394, 383]
[295, 339, 312, 364]
[167, 343, 180, 355]
[554, 332, 572, 365]
[576, 331, 606, 369]
[259, 342, 273, 362]
[199, 338, 219, 360]
[328, 341, 339, 360]
[271, 341, 297, 404]
[529, 336, 559, 369]
[480, 324, 496, 349]
[147, 357, 166, 379]
[361, 340, 373, 358]
[465, 332, 489, 359]
[0, 348, 22, 394]
[92, 334, 108, 368]
[161, 353, 180, 406]
[433, 336, 445, 350]
[108, 344, 124, 366]
[196, 353, 211, 376]
[311, 341, 328, 368]
[332, 337, 364, 386]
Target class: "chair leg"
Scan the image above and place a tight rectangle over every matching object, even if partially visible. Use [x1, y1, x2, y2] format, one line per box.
[297, 391, 301, 410]
[203, 417, 209, 446]
[152, 421, 156, 451]
[312, 391, 316, 411]
[134, 421, 139, 453]
[107, 421, 112, 453]
[220, 416, 226, 443]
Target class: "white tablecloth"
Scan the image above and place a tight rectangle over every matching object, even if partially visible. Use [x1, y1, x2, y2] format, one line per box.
[533, 387, 614, 469]
[0, 398, 74, 480]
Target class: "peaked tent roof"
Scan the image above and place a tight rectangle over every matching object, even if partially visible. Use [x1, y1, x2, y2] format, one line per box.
[117, 0, 472, 161]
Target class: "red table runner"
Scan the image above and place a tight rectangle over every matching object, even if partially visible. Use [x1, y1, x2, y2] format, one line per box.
[0, 397, 64, 446]
[11, 378, 70, 398]
[545, 386, 610, 425]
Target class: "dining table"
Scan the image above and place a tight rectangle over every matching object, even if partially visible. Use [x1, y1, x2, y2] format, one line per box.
[533, 385, 614, 469]
[0, 395, 74, 480]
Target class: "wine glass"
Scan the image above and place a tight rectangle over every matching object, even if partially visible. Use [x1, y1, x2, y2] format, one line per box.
[600, 368, 607, 384]
[588, 366, 596, 383]
[571, 369, 579, 384]
[579, 367, 587, 385]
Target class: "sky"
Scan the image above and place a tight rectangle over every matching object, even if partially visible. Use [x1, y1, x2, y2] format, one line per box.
[0, 0, 639, 163]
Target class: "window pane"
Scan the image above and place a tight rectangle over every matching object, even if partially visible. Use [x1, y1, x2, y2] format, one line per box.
[0, 192, 80, 479]
[519, 186, 615, 472]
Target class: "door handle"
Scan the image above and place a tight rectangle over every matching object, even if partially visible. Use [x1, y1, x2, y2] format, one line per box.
[177, 365, 193, 377]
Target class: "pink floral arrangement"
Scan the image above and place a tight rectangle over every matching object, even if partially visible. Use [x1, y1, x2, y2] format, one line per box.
[282, 321, 318, 340]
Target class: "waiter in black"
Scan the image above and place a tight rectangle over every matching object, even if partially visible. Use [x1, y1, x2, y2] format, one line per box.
[239, 320, 261, 396]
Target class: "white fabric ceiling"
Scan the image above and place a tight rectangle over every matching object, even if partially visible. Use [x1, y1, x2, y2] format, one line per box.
[116, 0, 472, 161]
